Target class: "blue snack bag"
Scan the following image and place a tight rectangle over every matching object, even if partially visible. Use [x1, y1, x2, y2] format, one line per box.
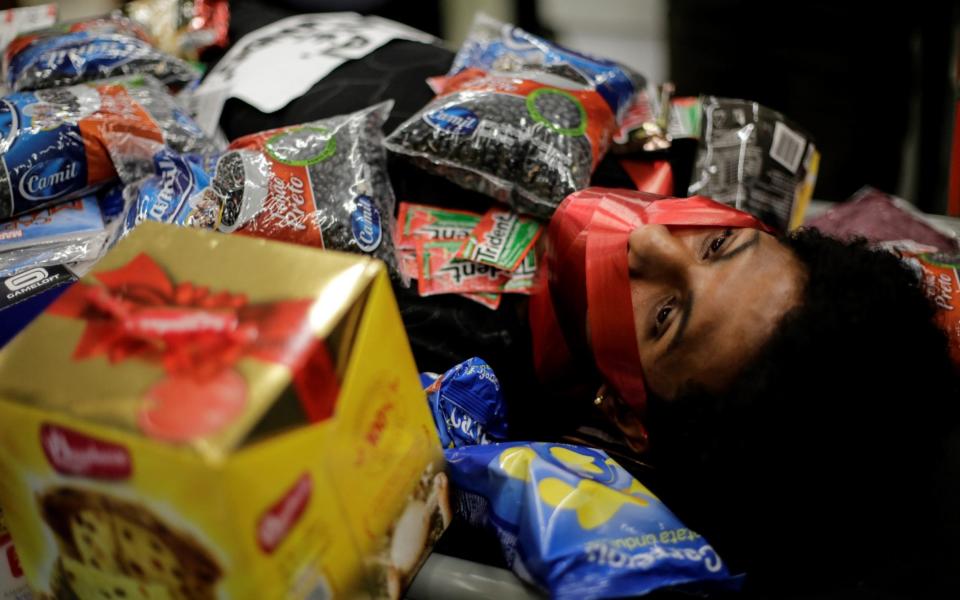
[449, 13, 645, 122]
[424, 357, 508, 448]
[445, 442, 738, 599]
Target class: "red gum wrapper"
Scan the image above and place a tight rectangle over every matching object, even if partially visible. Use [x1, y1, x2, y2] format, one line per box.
[458, 207, 543, 272]
[460, 292, 502, 310]
[399, 248, 419, 281]
[396, 202, 483, 249]
[417, 239, 509, 296]
[502, 251, 538, 294]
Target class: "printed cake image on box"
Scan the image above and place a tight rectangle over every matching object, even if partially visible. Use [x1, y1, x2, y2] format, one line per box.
[0, 222, 448, 599]
[41, 486, 221, 599]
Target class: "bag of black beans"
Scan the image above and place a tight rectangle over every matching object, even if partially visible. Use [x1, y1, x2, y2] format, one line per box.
[384, 68, 617, 218]
[189, 101, 404, 280]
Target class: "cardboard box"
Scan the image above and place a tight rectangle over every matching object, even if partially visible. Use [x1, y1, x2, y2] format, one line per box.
[0, 222, 449, 599]
[0, 505, 32, 599]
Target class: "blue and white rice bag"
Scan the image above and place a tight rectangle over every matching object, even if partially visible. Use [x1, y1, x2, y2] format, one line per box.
[423, 357, 508, 448]
[445, 442, 737, 599]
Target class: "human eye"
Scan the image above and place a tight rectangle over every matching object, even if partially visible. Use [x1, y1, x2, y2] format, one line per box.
[654, 298, 676, 338]
[703, 228, 735, 259]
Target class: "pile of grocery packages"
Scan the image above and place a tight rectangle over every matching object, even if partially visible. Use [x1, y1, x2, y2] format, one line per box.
[1, 4, 951, 600]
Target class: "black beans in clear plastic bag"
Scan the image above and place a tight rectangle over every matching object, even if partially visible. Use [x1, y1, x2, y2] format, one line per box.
[384, 71, 616, 218]
[4, 15, 200, 92]
[196, 101, 405, 281]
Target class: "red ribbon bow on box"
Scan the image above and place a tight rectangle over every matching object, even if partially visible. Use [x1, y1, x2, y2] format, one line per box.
[49, 253, 337, 441]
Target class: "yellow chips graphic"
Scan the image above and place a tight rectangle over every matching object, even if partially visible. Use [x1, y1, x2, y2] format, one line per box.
[497, 445, 658, 530]
[499, 446, 537, 481]
[538, 478, 648, 530]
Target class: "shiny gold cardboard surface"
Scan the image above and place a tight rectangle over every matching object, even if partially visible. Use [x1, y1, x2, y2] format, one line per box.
[0, 223, 448, 599]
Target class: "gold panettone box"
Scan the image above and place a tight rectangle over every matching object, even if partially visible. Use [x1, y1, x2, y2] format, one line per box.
[0, 222, 449, 599]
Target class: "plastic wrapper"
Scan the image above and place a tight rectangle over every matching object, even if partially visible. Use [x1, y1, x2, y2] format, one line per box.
[0, 5, 57, 91]
[807, 186, 959, 253]
[457, 206, 542, 271]
[448, 13, 644, 122]
[396, 202, 483, 249]
[422, 357, 508, 448]
[0, 75, 217, 221]
[125, 0, 230, 60]
[0, 195, 107, 276]
[416, 239, 510, 296]
[111, 148, 218, 244]
[668, 96, 702, 140]
[3, 14, 200, 92]
[190, 101, 403, 278]
[892, 250, 960, 365]
[460, 291, 502, 310]
[445, 442, 737, 599]
[385, 68, 617, 217]
[610, 84, 669, 154]
[688, 96, 820, 231]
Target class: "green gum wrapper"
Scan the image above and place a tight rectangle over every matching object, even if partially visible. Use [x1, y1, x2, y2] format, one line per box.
[459, 209, 542, 272]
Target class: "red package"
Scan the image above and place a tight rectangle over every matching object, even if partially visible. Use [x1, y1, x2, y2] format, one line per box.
[460, 292, 502, 310]
[901, 251, 960, 365]
[416, 239, 509, 296]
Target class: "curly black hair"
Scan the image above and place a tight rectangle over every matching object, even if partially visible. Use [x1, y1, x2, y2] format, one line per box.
[641, 229, 960, 597]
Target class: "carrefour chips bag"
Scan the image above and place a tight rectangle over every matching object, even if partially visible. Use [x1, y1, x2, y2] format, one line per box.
[0, 75, 216, 220]
[3, 15, 199, 92]
[385, 68, 616, 218]
[445, 442, 737, 599]
[448, 13, 644, 122]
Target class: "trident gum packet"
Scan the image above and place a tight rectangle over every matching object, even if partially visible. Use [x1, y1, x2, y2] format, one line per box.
[417, 239, 508, 296]
[396, 202, 483, 249]
[502, 251, 537, 294]
[458, 206, 542, 272]
[399, 247, 420, 281]
[460, 292, 502, 310]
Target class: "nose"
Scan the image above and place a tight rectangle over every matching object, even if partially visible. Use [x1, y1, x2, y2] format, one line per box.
[626, 224, 691, 282]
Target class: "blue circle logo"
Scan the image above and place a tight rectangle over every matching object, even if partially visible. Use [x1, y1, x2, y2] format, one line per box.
[351, 195, 382, 252]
